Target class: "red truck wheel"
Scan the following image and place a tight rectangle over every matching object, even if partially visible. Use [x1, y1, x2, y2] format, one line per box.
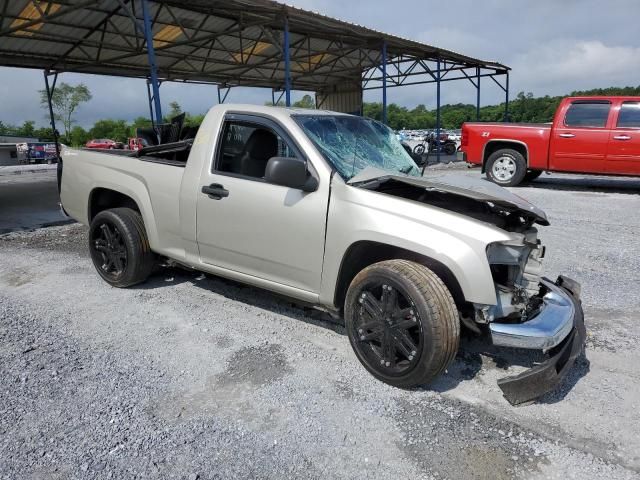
[486, 149, 527, 187]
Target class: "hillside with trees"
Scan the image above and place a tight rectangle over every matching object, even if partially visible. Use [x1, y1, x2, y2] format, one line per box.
[2, 86, 639, 145]
[363, 86, 640, 130]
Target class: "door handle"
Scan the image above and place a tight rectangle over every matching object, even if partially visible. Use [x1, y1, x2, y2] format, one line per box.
[201, 183, 229, 199]
[613, 135, 631, 141]
[559, 133, 575, 138]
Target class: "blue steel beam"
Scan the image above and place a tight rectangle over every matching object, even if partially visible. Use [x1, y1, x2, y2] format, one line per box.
[218, 85, 231, 104]
[283, 16, 291, 107]
[145, 80, 155, 127]
[43, 70, 60, 157]
[382, 40, 387, 125]
[504, 71, 510, 121]
[476, 66, 481, 121]
[141, 0, 163, 125]
[436, 57, 441, 163]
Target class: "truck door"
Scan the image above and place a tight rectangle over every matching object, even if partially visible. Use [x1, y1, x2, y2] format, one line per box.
[606, 100, 640, 175]
[549, 100, 612, 173]
[195, 114, 328, 293]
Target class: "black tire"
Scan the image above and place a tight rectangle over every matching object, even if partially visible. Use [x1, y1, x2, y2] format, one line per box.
[344, 259, 460, 388]
[413, 144, 426, 155]
[485, 148, 527, 186]
[89, 207, 155, 287]
[444, 142, 456, 155]
[523, 169, 542, 182]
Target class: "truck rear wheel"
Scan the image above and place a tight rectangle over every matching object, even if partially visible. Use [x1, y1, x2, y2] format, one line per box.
[344, 260, 460, 388]
[486, 149, 527, 186]
[89, 207, 155, 288]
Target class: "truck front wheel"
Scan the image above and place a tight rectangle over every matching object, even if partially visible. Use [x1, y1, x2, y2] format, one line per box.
[485, 149, 527, 186]
[89, 207, 155, 288]
[344, 260, 460, 388]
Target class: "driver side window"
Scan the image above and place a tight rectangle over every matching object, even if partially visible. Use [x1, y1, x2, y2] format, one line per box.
[216, 121, 297, 179]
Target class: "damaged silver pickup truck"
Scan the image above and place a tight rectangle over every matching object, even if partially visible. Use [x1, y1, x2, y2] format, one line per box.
[59, 104, 586, 404]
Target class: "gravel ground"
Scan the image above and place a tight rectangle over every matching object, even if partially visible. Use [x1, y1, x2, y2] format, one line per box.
[1, 171, 639, 479]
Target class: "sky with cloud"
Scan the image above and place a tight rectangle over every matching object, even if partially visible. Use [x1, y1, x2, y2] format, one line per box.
[1, 0, 638, 128]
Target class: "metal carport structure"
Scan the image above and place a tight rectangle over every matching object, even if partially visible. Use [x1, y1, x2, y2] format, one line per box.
[0, 0, 510, 160]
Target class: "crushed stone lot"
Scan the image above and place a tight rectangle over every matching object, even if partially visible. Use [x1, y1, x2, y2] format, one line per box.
[1, 172, 640, 479]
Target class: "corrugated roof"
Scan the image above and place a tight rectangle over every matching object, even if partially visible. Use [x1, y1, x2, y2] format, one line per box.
[0, 0, 509, 91]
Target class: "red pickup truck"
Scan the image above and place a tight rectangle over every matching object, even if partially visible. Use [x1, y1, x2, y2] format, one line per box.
[459, 96, 640, 186]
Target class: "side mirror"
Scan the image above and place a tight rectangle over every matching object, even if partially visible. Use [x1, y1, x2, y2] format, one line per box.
[265, 157, 318, 192]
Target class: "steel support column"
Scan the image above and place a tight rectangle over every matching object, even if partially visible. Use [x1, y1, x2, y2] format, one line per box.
[504, 71, 510, 121]
[44, 70, 61, 192]
[145, 80, 155, 128]
[283, 16, 291, 107]
[435, 57, 441, 163]
[271, 88, 285, 106]
[381, 40, 387, 125]
[218, 85, 231, 104]
[43, 71, 60, 155]
[141, 0, 162, 125]
[476, 66, 481, 121]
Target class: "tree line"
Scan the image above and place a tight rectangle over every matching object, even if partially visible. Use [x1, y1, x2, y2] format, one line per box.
[1, 84, 639, 146]
[363, 86, 640, 130]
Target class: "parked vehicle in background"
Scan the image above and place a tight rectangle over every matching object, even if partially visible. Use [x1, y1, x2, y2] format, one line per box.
[413, 132, 457, 156]
[459, 96, 640, 186]
[128, 137, 146, 151]
[59, 104, 586, 405]
[85, 138, 123, 150]
[446, 129, 462, 142]
[16, 142, 58, 164]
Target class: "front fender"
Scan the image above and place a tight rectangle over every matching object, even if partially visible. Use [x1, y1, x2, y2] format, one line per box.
[320, 182, 514, 308]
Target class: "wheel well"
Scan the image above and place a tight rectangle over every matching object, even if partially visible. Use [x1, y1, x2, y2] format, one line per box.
[333, 241, 465, 313]
[88, 188, 140, 221]
[482, 141, 527, 172]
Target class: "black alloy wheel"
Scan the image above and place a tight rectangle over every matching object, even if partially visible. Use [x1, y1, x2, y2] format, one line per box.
[91, 221, 128, 280]
[89, 208, 155, 287]
[351, 280, 423, 376]
[345, 260, 460, 388]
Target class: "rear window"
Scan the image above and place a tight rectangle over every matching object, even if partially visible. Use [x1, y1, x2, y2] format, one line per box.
[564, 101, 610, 128]
[617, 102, 640, 128]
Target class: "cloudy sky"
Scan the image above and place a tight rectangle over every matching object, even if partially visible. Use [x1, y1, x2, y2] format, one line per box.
[1, 0, 639, 128]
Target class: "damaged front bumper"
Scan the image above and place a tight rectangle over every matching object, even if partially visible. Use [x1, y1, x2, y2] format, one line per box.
[489, 276, 586, 405]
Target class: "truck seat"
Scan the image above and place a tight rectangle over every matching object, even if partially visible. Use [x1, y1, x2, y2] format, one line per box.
[237, 128, 278, 178]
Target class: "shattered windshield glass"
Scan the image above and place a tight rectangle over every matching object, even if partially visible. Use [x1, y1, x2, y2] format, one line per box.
[293, 114, 421, 181]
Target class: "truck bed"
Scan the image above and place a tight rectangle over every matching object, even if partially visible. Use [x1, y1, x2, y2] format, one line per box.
[81, 139, 193, 168]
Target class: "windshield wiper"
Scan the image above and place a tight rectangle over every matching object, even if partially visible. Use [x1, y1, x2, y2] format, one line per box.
[398, 165, 414, 174]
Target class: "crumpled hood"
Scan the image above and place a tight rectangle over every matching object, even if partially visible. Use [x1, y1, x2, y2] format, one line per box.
[347, 167, 549, 226]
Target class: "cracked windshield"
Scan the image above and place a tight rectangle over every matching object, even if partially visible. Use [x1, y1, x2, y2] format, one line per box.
[294, 114, 421, 180]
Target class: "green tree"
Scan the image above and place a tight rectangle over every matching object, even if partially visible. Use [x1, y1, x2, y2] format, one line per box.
[130, 116, 152, 137]
[70, 126, 90, 146]
[39, 82, 92, 142]
[167, 101, 182, 120]
[89, 119, 129, 143]
[34, 127, 54, 140]
[293, 94, 315, 109]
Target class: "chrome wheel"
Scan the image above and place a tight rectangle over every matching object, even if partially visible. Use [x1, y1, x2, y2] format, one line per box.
[491, 156, 517, 182]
